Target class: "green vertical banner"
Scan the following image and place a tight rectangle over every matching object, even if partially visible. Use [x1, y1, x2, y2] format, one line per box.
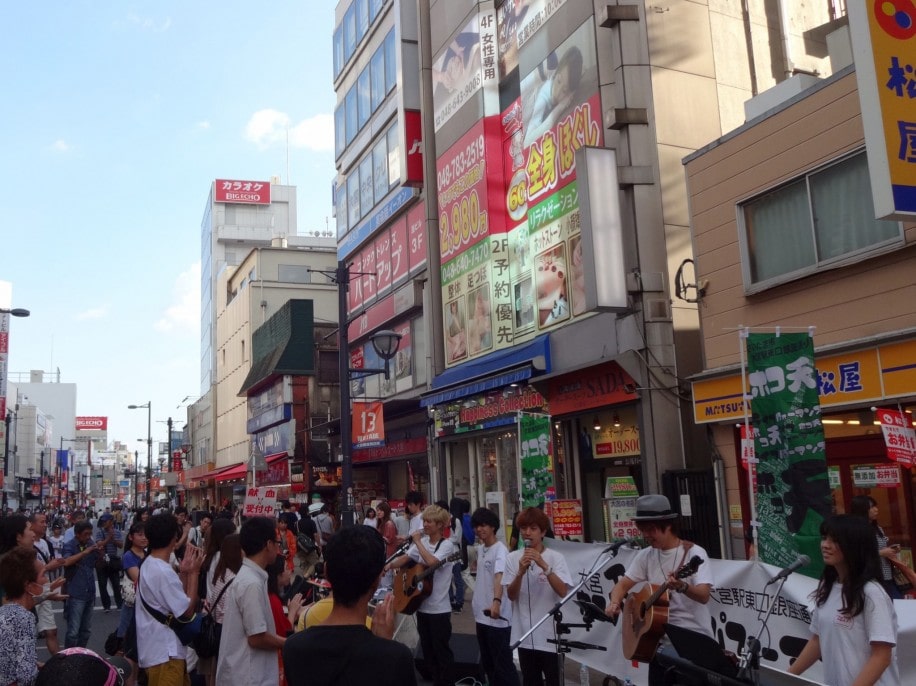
[519, 412, 555, 508]
[746, 332, 831, 578]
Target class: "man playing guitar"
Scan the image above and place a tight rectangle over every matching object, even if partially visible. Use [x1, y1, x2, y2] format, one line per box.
[386, 504, 456, 686]
[605, 494, 714, 685]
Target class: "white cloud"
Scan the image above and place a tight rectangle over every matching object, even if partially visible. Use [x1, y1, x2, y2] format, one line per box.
[245, 109, 333, 152]
[196, 121, 210, 130]
[75, 306, 108, 321]
[155, 262, 200, 333]
[125, 13, 172, 32]
[50, 140, 71, 153]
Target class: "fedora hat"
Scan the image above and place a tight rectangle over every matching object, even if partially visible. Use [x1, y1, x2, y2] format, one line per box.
[632, 494, 678, 522]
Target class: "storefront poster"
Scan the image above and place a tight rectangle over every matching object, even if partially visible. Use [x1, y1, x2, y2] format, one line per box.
[550, 499, 583, 538]
[604, 476, 638, 499]
[746, 332, 831, 578]
[605, 497, 639, 541]
[852, 464, 902, 488]
[518, 412, 554, 507]
[877, 407, 916, 466]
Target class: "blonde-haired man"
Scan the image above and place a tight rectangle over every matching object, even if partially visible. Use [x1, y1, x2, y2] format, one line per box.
[386, 504, 456, 686]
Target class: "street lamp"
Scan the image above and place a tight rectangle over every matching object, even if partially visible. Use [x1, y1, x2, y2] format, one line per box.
[128, 402, 152, 507]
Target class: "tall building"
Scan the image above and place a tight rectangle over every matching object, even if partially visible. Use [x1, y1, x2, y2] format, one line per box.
[334, 0, 848, 547]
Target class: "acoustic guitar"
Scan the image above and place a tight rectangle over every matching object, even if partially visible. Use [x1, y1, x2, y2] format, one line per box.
[620, 555, 704, 662]
[392, 551, 463, 615]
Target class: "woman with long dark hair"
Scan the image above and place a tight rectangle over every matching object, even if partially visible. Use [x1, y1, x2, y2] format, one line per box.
[789, 514, 899, 686]
[199, 521, 238, 686]
[200, 533, 243, 686]
[118, 521, 147, 686]
[850, 495, 902, 598]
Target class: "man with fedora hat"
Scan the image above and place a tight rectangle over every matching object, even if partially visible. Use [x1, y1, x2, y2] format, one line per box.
[605, 494, 715, 685]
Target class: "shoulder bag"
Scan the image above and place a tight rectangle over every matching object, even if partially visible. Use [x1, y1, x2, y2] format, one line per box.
[193, 578, 234, 658]
[138, 568, 203, 646]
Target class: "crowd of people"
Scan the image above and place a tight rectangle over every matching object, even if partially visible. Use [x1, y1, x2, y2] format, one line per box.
[0, 490, 907, 686]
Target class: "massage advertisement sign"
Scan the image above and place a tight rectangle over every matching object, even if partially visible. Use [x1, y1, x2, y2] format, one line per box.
[439, 16, 602, 368]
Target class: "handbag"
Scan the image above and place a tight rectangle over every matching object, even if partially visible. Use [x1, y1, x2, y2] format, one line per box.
[890, 557, 916, 592]
[120, 573, 136, 606]
[138, 571, 203, 646]
[193, 578, 234, 659]
[297, 532, 317, 555]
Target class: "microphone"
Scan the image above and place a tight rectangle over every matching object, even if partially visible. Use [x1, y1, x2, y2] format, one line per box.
[483, 609, 509, 621]
[602, 538, 632, 554]
[766, 555, 810, 585]
[523, 540, 532, 548]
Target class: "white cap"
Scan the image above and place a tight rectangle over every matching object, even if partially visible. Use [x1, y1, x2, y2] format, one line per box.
[308, 502, 324, 515]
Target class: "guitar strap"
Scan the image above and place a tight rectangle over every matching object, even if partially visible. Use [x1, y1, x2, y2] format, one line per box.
[677, 541, 694, 571]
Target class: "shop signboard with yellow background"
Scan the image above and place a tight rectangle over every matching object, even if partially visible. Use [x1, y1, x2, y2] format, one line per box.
[849, 1, 916, 218]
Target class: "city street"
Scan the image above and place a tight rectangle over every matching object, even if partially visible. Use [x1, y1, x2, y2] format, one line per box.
[38, 601, 122, 661]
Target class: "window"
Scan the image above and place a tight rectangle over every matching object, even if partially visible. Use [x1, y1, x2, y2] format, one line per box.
[356, 0, 369, 43]
[373, 136, 388, 203]
[387, 124, 400, 188]
[384, 29, 397, 93]
[336, 184, 349, 238]
[345, 89, 358, 146]
[359, 156, 374, 217]
[357, 67, 371, 131]
[740, 151, 902, 289]
[333, 26, 344, 78]
[343, 4, 357, 63]
[348, 171, 361, 227]
[369, 0, 385, 22]
[334, 104, 346, 157]
[370, 47, 385, 113]
[279, 264, 312, 283]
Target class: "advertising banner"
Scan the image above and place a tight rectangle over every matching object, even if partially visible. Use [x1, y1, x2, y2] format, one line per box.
[353, 401, 385, 449]
[76, 416, 108, 431]
[549, 499, 583, 538]
[432, 10, 498, 132]
[877, 407, 916, 466]
[518, 412, 554, 507]
[746, 332, 831, 578]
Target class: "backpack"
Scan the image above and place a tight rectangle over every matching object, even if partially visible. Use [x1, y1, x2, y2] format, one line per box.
[297, 532, 317, 555]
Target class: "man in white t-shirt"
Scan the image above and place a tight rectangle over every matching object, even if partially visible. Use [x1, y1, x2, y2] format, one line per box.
[605, 494, 714, 686]
[386, 504, 456, 686]
[136, 512, 204, 685]
[504, 506, 573, 686]
[216, 516, 286, 686]
[471, 507, 519, 686]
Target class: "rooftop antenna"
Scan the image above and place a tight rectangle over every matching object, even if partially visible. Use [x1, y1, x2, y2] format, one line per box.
[286, 122, 290, 185]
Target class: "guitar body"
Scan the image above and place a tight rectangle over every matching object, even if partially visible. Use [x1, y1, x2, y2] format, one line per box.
[393, 560, 433, 615]
[621, 584, 670, 662]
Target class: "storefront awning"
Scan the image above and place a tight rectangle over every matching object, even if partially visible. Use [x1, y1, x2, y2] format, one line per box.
[214, 462, 248, 483]
[420, 335, 550, 407]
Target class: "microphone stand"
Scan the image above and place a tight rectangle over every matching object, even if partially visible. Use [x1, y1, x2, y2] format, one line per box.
[736, 575, 788, 685]
[511, 542, 630, 686]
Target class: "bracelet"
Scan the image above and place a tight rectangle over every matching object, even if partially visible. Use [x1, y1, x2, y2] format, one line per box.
[493, 597, 502, 603]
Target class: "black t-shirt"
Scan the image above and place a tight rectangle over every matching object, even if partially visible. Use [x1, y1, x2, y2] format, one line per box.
[283, 624, 417, 686]
[297, 515, 317, 539]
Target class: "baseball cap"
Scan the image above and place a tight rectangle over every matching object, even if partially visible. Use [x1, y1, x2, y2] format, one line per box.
[99, 513, 114, 523]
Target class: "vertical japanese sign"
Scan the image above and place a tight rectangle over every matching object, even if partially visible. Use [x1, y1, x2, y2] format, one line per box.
[876, 407, 916, 467]
[746, 332, 831, 578]
[0, 281, 10, 422]
[849, 1, 916, 217]
[353, 400, 385, 449]
[518, 412, 554, 507]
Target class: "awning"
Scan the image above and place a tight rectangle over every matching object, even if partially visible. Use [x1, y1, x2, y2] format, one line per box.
[214, 462, 248, 483]
[420, 335, 550, 407]
[200, 462, 243, 481]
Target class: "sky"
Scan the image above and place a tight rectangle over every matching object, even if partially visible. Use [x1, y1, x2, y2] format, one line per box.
[1, 2, 336, 457]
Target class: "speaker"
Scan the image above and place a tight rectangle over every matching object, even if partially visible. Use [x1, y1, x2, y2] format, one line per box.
[414, 633, 484, 681]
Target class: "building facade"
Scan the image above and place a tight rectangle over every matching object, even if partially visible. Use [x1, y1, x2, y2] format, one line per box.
[685, 27, 916, 558]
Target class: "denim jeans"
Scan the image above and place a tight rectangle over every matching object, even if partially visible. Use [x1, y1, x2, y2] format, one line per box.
[117, 602, 134, 638]
[65, 596, 95, 648]
[449, 562, 465, 608]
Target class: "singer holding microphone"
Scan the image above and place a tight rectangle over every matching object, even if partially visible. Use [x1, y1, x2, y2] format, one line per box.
[604, 495, 714, 686]
[503, 506, 573, 686]
[788, 514, 899, 686]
